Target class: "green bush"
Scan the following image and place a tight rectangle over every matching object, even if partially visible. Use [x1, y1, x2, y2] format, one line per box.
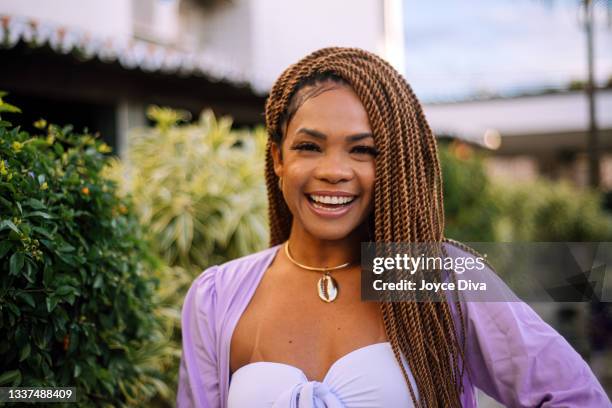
[494, 179, 612, 242]
[104, 106, 269, 405]
[439, 140, 612, 242]
[0, 98, 169, 406]
[439, 141, 501, 241]
[106, 106, 269, 273]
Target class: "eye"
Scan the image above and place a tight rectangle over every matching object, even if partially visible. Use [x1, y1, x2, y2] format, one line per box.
[291, 142, 321, 152]
[351, 146, 379, 156]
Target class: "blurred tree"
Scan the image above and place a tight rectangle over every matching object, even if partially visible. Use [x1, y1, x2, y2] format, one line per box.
[439, 140, 501, 241]
[569, 79, 586, 90]
[493, 179, 612, 242]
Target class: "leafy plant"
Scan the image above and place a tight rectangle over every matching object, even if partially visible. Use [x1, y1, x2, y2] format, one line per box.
[438, 140, 612, 243]
[493, 179, 612, 242]
[439, 140, 501, 241]
[105, 106, 269, 274]
[104, 106, 269, 405]
[0, 100, 170, 406]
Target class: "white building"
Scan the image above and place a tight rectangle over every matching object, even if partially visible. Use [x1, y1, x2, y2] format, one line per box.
[423, 89, 612, 189]
[4, 0, 608, 189]
[0, 0, 405, 154]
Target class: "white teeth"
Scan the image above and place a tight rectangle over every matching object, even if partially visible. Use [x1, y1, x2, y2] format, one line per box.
[309, 195, 355, 204]
[312, 202, 346, 212]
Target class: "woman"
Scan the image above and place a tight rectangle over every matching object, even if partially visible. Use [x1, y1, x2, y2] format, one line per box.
[177, 47, 609, 407]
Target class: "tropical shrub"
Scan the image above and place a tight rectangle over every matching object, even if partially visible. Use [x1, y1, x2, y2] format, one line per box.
[104, 106, 269, 405]
[0, 96, 169, 407]
[106, 106, 269, 275]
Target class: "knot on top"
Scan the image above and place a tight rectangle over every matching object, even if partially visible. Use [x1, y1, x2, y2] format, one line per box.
[273, 380, 344, 408]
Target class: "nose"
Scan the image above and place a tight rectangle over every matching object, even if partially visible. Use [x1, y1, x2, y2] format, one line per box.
[313, 151, 353, 184]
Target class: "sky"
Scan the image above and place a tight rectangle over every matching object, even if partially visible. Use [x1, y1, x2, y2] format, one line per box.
[403, 0, 612, 102]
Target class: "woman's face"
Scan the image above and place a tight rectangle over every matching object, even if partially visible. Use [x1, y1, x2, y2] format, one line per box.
[271, 83, 376, 241]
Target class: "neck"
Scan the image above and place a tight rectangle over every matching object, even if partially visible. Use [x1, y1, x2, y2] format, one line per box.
[285, 224, 367, 269]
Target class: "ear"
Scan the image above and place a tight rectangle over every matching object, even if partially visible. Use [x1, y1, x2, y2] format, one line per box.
[271, 141, 283, 178]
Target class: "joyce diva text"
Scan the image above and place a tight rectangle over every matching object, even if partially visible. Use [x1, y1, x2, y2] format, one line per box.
[373, 279, 487, 292]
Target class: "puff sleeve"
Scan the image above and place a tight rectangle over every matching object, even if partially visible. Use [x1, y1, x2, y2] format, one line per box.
[462, 300, 610, 407]
[177, 267, 220, 408]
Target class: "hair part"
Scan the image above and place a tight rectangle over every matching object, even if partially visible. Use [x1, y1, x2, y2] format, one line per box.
[273, 71, 349, 148]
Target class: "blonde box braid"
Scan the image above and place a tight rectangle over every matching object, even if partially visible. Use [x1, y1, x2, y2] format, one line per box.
[264, 47, 468, 407]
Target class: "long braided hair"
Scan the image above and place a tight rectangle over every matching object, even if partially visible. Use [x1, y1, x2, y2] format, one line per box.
[264, 47, 468, 407]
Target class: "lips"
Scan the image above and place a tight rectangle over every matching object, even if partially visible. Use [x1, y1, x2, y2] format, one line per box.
[304, 192, 358, 218]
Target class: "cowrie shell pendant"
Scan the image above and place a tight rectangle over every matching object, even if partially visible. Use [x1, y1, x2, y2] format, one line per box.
[318, 272, 338, 303]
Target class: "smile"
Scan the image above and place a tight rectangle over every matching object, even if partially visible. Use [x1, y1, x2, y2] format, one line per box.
[305, 193, 358, 218]
[309, 194, 356, 205]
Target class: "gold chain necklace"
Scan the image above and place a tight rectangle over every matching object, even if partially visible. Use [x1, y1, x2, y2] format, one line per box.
[284, 241, 353, 303]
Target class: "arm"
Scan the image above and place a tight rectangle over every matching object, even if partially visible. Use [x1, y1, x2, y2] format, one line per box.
[177, 267, 221, 408]
[462, 299, 610, 407]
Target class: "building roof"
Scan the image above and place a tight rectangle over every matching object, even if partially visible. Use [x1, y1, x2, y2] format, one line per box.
[0, 14, 260, 93]
[423, 89, 612, 146]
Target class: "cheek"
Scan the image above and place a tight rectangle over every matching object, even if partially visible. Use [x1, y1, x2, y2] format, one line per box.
[360, 165, 376, 197]
[284, 162, 311, 191]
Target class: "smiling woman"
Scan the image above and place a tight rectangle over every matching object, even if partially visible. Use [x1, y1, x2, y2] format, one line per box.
[176, 48, 609, 407]
[272, 80, 376, 242]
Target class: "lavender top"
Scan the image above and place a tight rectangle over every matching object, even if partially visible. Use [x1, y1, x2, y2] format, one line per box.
[177, 244, 609, 407]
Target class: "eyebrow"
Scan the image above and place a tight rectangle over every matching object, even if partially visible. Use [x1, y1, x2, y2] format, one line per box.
[297, 127, 373, 142]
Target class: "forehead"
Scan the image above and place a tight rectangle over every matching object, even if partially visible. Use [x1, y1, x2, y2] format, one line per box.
[286, 85, 372, 136]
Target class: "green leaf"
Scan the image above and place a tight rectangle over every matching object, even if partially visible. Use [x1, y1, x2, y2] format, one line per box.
[9, 252, 24, 275]
[57, 243, 75, 252]
[0, 195, 12, 209]
[0, 182, 16, 195]
[56, 252, 76, 266]
[31, 226, 53, 239]
[0, 219, 20, 234]
[0, 101, 21, 113]
[23, 260, 35, 283]
[93, 274, 103, 289]
[43, 264, 53, 287]
[56, 285, 75, 296]
[17, 292, 35, 308]
[46, 296, 58, 313]
[25, 198, 46, 210]
[7, 302, 20, 317]
[0, 370, 21, 385]
[74, 363, 81, 378]
[24, 211, 54, 219]
[0, 240, 12, 259]
[40, 239, 55, 250]
[19, 343, 31, 362]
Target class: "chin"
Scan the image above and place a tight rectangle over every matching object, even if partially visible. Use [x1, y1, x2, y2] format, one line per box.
[305, 224, 360, 242]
